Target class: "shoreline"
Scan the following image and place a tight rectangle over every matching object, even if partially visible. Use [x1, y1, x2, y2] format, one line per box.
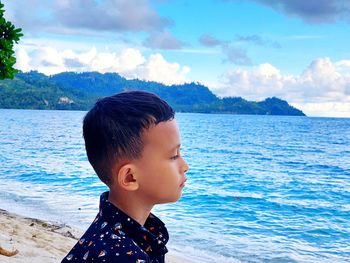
[0, 209, 191, 263]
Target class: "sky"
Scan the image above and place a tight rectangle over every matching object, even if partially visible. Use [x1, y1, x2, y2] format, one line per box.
[3, 0, 350, 117]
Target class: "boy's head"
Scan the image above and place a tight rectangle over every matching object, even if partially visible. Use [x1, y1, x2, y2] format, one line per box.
[83, 91, 175, 186]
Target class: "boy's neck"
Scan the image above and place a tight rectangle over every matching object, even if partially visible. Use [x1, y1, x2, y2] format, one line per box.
[108, 189, 153, 226]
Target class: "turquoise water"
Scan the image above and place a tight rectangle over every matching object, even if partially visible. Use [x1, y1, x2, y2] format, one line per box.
[0, 109, 349, 262]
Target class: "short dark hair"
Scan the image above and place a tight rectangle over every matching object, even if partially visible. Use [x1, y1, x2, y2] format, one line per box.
[83, 91, 175, 186]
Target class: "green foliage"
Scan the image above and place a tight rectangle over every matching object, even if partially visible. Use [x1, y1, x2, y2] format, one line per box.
[0, 1, 23, 80]
[0, 71, 305, 116]
[257, 97, 303, 115]
[0, 71, 90, 110]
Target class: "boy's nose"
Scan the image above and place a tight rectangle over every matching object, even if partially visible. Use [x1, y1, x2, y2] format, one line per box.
[182, 158, 189, 173]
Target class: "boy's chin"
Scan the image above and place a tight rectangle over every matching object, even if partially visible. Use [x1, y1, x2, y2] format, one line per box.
[156, 194, 182, 204]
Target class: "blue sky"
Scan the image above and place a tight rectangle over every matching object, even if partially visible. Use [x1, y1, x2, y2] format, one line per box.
[3, 0, 350, 117]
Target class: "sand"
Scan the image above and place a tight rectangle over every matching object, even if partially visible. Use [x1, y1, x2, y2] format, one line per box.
[0, 209, 191, 263]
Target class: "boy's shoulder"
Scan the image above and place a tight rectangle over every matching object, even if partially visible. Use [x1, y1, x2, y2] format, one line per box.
[62, 221, 150, 262]
[62, 192, 168, 263]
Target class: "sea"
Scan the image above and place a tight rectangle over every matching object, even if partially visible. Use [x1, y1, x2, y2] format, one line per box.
[0, 109, 349, 263]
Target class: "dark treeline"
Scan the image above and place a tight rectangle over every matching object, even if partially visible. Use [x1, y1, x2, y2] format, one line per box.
[0, 71, 305, 116]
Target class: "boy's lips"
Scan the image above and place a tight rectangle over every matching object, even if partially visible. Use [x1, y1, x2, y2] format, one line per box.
[180, 177, 187, 188]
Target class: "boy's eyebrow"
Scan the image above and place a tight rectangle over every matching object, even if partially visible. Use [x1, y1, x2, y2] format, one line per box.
[168, 144, 181, 153]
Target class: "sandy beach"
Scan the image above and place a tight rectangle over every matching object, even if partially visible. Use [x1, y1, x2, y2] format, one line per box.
[0, 209, 190, 263]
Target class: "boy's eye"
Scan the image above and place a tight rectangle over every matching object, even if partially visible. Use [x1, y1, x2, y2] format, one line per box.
[170, 154, 179, 160]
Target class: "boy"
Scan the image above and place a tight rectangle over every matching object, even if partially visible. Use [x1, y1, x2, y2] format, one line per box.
[62, 91, 189, 263]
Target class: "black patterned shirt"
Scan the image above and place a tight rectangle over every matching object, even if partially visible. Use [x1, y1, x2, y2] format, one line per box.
[62, 192, 169, 263]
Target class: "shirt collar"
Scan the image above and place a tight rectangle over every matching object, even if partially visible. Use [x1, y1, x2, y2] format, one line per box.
[99, 191, 169, 256]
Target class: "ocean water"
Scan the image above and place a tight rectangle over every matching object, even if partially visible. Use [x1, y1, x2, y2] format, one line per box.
[0, 109, 349, 263]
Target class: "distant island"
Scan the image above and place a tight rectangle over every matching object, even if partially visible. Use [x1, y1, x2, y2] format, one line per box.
[0, 71, 305, 116]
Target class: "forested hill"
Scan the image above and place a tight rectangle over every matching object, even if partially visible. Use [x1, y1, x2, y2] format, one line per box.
[0, 71, 305, 116]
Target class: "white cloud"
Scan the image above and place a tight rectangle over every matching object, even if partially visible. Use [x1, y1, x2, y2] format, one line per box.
[221, 44, 252, 65]
[15, 48, 31, 72]
[217, 63, 287, 99]
[4, 0, 171, 34]
[335, 60, 350, 76]
[215, 57, 350, 117]
[143, 30, 185, 50]
[291, 102, 350, 117]
[14, 46, 190, 85]
[29, 47, 67, 75]
[86, 48, 146, 73]
[224, 0, 350, 24]
[136, 53, 190, 85]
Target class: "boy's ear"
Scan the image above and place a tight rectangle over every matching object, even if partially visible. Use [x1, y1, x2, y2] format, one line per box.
[115, 163, 139, 191]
